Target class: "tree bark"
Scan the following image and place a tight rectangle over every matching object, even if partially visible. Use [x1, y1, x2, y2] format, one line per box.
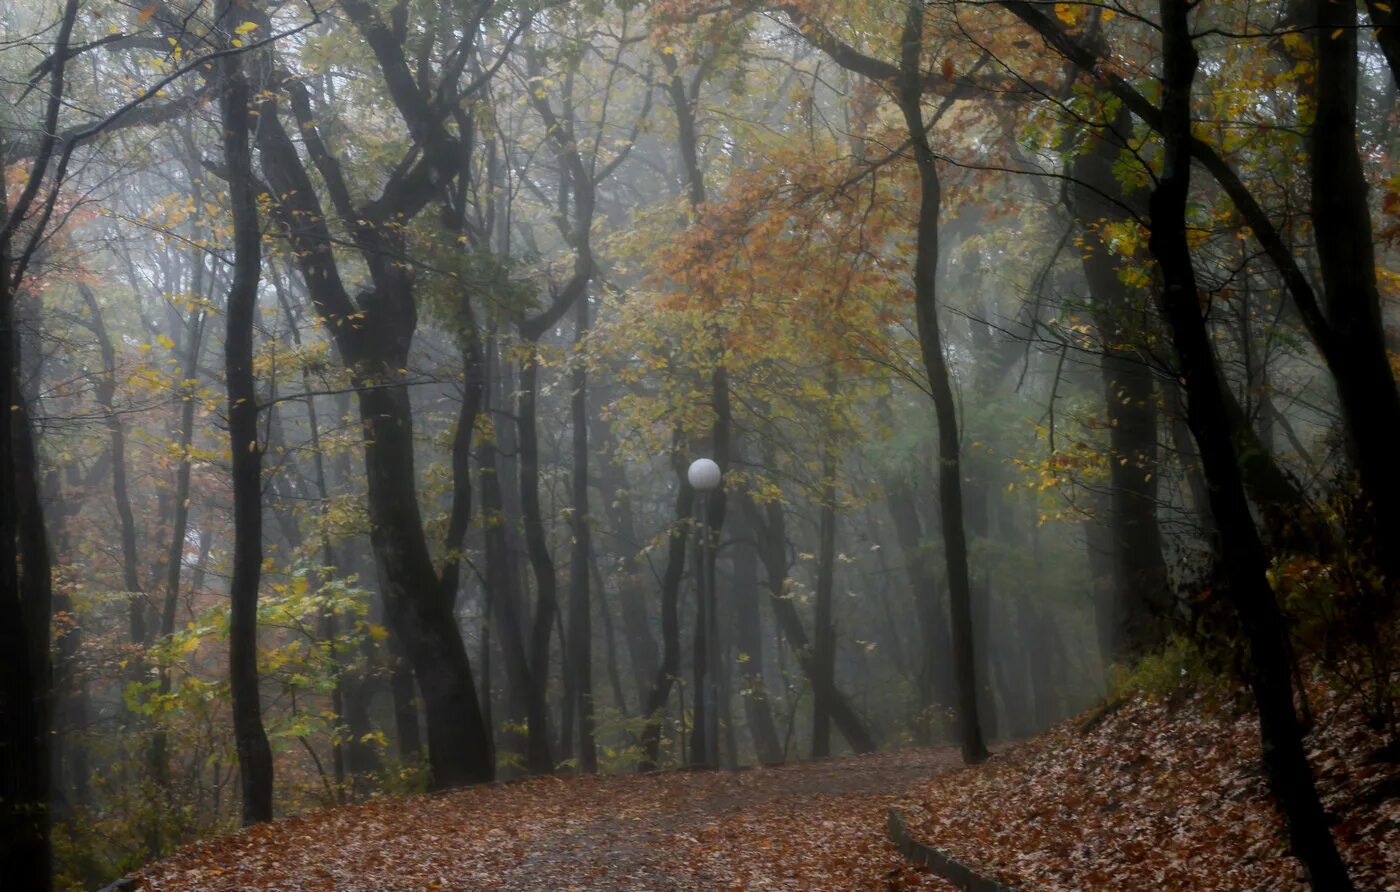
[1150, 4, 1351, 885]
[220, 3, 274, 823]
[810, 444, 838, 758]
[743, 494, 877, 754]
[517, 347, 559, 774]
[1070, 119, 1171, 659]
[0, 6, 77, 885]
[885, 481, 955, 743]
[1310, 0, 1400, 593]
[896, 0, 987, 764]
[639, 444, 693, 770]
[254, 90, 493, 788]
[567, 293, 597, 773]
[729, 507, 783, 764]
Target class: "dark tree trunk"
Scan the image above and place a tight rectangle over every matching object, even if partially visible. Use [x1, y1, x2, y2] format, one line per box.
[517, 347, 558, 774]
[729, 508, 783, 764]
[253, 55, 493, 790]
[0, 9, 78, 883]
[595, 433, 659, 708]
[963, 469, 999, 740]
[896, 0, 987, 765]
[567, 294, 597, 773]
[220, 7, 274, 823]
[1, 299, 54, 890]
[476, 393, 537, 769]
[1310, 0, 1400, 593]
[148, 301, 205, 845]
[999, 0, 1400, 601]
[77, 285, 145, 640]
[1071, 121, 1171, 659]
[44, 470, 89, 822]
[744, 494, 877, 754]
[1364, 0, 1400, 86]
[810, 445, 838, 759]
[639, 445, 693, 770]
[885, 482, 954, 743]
[387, 640, 423, 762]
[1151, 4, 1352, 885]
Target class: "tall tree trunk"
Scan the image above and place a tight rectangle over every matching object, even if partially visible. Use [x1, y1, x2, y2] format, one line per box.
[148, 301, 205, 849]
[1311, 0, 1400, 595]
[810, 444, 838, 758]
[595, 432, 659, 708]
[896, 0, 987, 765]
[1071, 119, 1171, 659]
[44, 469, 89, 823]
[220, 5, 274, 823]
[254, 87, 493, 790]
[1150, 4, 1351, 885]
[1, 13, 80, 883]
[639, 443, 693, 770]
[729, 507, 783, 764]
[78, 285, 146, 643]
[386, 635, 423, 762]
[517, 346, 558, 774]
[567, 294, 597, 773]
[744, 494, 876, 753]
[885, 481, 954, 743]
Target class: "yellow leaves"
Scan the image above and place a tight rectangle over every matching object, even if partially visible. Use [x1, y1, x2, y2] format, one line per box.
[234, 21, 259, 35]
[155, 333, 175, 350]
[1054, 3, 1080, 25]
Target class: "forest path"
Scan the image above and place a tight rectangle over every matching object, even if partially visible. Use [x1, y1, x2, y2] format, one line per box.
[130, 748, 961, 891]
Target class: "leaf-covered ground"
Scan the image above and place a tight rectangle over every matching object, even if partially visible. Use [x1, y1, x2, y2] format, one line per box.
[899, 683, 1400, 890]
[127, 749, 960, 890]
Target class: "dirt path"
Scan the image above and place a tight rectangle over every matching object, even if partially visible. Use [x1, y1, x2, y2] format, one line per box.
[130, 749, 961, 891]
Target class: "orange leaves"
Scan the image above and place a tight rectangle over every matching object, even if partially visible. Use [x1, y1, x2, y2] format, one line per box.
[130, 750, 962, 890]
[900, 683, 1399, 890]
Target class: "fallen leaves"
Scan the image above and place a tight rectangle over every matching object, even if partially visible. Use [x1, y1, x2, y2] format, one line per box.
[899, 682, 1399, 891]
[126, 749, 960, 890]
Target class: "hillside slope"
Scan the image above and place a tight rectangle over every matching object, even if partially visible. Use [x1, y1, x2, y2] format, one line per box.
[898, 681, 1398, 890]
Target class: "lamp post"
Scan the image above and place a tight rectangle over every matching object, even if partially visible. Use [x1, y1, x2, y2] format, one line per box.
[687, 457, 722, 769]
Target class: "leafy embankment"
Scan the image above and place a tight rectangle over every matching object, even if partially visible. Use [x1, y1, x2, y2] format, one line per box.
[898, 681, 1398, 890]
[125, 749, 959, 890]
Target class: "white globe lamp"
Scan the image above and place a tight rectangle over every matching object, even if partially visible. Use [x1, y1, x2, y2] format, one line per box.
[687, 457, 722, 492]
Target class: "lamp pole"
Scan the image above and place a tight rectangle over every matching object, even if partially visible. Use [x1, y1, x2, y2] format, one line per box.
[687, 458, 722, 769]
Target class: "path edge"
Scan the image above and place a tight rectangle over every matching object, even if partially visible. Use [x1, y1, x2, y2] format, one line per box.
[886, 806, 1020, 892]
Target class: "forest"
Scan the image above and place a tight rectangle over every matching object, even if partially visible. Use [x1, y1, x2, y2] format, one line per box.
[0, 0, 1396, 889]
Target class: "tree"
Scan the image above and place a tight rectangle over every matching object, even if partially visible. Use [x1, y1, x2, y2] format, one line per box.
[1145, 1, 1351, 883]
[218, 0, 274, 825]
[247, 0, 527, 788]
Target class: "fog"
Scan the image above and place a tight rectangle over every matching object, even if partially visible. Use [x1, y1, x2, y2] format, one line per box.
[3, 0, 1391, 887]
